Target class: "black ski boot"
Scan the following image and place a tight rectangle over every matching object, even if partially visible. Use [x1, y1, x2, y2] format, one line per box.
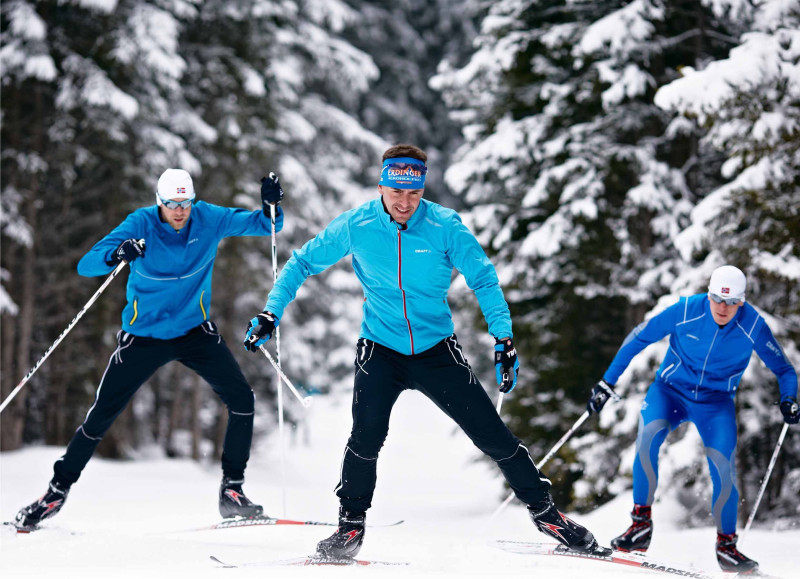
[611, 504, 653, 552]
[716, 532, 759, 573]
[316, 508, 366, 559]
[527, 494, 603, 553]
[218, 477, 264, 518]
[15, 480, 70, 530]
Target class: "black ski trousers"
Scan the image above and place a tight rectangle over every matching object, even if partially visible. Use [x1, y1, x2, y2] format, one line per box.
[53, 321, 255, 486]
[336, 335, 552, 514]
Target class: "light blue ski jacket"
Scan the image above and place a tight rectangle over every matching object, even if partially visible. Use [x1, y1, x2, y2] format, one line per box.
[604, 294, 798, 402]
[78, 201, 282, 339]
[265, 197, 512, 355]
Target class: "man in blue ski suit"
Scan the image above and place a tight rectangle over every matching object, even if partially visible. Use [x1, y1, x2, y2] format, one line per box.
[15, 168, 285, 530]
[243, 144, 605, 559]
[586, 265, 798, 573]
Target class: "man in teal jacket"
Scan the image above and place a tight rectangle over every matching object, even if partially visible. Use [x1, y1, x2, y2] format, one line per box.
[244, 144, 603, 559]
[15, 169, 284, 530]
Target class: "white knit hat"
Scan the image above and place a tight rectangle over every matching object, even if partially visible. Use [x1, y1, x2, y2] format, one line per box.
[708, 265, 746, 301]
[156, 168, 195, 204]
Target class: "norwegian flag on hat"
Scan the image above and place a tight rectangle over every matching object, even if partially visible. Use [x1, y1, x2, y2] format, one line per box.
[721, 287, 730, 295]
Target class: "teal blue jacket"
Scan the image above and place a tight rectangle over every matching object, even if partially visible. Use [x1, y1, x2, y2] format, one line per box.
[78, 201, 282, 339]
[266, 198, 512, 355]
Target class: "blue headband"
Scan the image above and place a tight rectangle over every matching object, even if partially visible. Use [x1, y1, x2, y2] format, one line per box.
[379, 157, 427, 189]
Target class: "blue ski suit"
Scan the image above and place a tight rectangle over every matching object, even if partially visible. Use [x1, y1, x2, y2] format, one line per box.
[262, 197, 552, 512]
[604, 293, 797, 533]
[53, 201, 283, 487]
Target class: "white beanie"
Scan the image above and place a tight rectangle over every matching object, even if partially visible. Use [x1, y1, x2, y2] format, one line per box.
[708, 265, 746, 301]
[156, 168, 196, 204]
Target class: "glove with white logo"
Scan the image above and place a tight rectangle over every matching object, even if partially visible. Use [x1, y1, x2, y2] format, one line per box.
[243, 311, 279, 352]
[108, 239, 146, 266]
[494, 338, 519, 393]
[780, 398, 799, 425]
[587, 379, 617, 414]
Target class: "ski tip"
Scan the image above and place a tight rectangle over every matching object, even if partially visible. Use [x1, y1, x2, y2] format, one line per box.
[3, 521, 35, 534]
[209, 555, 236, 568]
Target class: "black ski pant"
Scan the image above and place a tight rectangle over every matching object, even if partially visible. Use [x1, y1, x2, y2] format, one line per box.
[53, 321, 255, 487]
[335, 335, 552, 514]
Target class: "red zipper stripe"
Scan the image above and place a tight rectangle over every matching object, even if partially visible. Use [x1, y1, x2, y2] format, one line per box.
[397, 229, 414, 354]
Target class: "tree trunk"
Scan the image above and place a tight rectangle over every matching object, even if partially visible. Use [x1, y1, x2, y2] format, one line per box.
[213, 402, 226, 462]
[191, 380, 201, 460]
[165, 368, 183, 457]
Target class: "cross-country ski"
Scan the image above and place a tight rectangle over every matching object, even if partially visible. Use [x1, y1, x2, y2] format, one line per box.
[209, 554, 409, 568]
[178, 515, 404, 532]
[491, 540, 724, 579]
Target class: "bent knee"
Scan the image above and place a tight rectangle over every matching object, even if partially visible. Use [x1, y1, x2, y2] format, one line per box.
[222, 387, 255, 414]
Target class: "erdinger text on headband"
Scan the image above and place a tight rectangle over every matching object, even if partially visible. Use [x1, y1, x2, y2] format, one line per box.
[379, 157, 427, 189]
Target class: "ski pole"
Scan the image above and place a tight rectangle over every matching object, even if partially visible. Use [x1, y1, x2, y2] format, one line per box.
[0, 258, 132, 414]
[267, 178, 288, 517]
[490, 410, 591, 521]
[496, 392, 504, 414]
[259, 345, 310, 407]
[740, 422, 790, 545]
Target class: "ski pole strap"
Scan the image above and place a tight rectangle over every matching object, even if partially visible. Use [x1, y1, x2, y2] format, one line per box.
[598, 380, 621, 402]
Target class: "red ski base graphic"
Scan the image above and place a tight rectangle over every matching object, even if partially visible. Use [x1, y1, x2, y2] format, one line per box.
[210, 555, 409, 568]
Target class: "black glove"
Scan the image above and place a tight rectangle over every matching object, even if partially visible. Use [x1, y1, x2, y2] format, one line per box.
[243, 311, 279, 352]
[587, 379, 616, 414]
[108, 239, 145, 265]
[261, 172, 284, 212]
[494, 338, 519, 393]
[780, 398, 799, 424]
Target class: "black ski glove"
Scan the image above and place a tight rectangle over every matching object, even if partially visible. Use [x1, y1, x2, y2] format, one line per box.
[780, 398, 799, 424]
[587, 379, 616, 414]
[243, 311, 279, 352]
[261, 172, 284, 213]
[494, 338, 519, 393]
[107, 239, 146, 266]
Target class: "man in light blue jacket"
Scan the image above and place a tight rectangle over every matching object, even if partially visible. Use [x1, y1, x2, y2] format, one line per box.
[15, 169, 285, 530]
[244, 144, 603, 559]
[587, 265, 798, 573]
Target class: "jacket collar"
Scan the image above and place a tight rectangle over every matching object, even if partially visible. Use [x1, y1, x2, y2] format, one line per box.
[375, 197, 427, 231]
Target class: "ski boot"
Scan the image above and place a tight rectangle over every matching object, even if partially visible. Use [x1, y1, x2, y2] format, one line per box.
[611, 504, 653, 552]
[716, 532, 759, 573]
[316, 508, 366, 559]
[218, 477, 264, 518]
[14, 480, 70, 530]
[528, 494, 605, 553]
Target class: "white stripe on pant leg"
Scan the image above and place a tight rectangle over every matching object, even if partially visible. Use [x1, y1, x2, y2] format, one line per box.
[83, 338, 134, 424]
[444, 336, 476, 384]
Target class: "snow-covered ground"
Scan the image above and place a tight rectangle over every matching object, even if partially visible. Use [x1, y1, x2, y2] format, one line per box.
[1, 388, 796, 578]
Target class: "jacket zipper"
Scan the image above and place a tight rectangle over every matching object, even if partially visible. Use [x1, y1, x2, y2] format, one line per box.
[696, 327, 719, 398]
[397, 228, 415, 354]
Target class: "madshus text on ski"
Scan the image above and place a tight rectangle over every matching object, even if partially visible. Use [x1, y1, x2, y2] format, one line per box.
[6, 145, 798, 575]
